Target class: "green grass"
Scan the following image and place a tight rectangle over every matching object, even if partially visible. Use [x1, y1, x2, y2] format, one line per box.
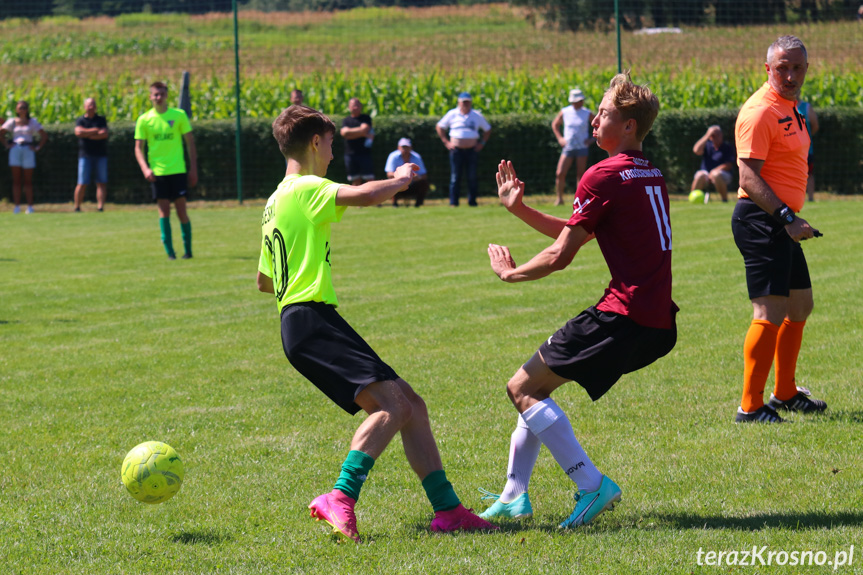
[1, 197, 862, 574]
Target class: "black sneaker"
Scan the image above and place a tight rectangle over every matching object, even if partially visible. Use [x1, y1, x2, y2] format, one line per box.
[168, 254, 177, 260]
[182, 253, 193, 259]
[768, 387, 827, 413]
[735, 405, 784, 423]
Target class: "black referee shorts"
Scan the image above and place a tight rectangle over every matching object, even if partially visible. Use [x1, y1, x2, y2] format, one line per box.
[151, 173, 188, 201]
[539, 306, 677, 402]
[280, 302, 399, 415]
[731, 197, 811, 299]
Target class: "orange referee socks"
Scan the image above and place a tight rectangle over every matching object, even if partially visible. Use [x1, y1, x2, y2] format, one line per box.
[741, 320, 780, 412]
[774, 319, 806, 401]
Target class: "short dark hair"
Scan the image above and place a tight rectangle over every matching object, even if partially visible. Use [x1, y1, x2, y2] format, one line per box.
[272, 105, 336, 159]
[150, 81, 168, 92]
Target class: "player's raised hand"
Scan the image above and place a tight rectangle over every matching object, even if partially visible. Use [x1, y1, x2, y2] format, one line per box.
[488, 243, 516, 280]
[496, 160, 524, 211]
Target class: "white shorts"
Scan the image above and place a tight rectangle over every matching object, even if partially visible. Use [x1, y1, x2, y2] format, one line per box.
[9, 144, 35, 169]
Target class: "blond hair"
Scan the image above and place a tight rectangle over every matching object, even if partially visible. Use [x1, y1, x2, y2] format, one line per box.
[605, 73, 659, 142]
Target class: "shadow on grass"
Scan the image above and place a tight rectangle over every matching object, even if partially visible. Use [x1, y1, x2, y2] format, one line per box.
[647, 511, 863, 531]
[818, 409, 863, 423]
[171, 528, 233, 545]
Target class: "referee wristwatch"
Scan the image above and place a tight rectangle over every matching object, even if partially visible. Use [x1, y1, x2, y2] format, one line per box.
[774, 204, 796, 226]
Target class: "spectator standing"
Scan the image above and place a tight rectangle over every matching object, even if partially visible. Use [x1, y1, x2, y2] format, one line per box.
[73, 97, 109, 212]
[340, 98, 374, 186]
[690, 125, 735, 203]
[436, 92, 492, 207]
[1, 100, 47, 214]
[795, 100, 818, 201]
[385, 138, 429, 207]
[551, 88, 595, 206]
[134, 81, 198, 260]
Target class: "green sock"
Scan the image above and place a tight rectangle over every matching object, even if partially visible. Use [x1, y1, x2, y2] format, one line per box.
[333, 450, 375, 502]
[421, 469, 460, 512]
[181, 220, 192, 256]
[159, 217, 175, 257]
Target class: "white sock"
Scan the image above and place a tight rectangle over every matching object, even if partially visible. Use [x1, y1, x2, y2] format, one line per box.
[522, 398, 602, 492]
[500, 414, 541, 502]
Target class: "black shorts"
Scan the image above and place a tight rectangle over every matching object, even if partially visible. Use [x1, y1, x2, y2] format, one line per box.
[539, 306, 677, 401]
[280, 302, 398, 415]
[731, 197, 811, 299]
[344, 153, 374, 181]
[151, 173, 189, 201]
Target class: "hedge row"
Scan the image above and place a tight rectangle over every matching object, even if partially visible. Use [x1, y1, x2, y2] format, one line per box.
[3, 108, 861, 205]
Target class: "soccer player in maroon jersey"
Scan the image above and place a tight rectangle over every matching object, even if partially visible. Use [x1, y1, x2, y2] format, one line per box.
[480, 73, 678, 528]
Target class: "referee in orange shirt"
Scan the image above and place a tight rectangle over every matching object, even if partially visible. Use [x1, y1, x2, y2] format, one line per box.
[732, 35, 825, 423]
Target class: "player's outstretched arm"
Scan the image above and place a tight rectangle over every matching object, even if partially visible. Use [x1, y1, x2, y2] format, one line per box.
[335, 163, 417, 207]
[497, 160, 569, 239]
[489, 224, 588, 283]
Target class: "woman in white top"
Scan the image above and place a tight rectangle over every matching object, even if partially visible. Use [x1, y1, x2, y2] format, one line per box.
[551, 89, 594, 206]
[1, 101, 47, 214]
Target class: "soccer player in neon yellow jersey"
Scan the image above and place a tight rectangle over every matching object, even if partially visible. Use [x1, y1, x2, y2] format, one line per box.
[257, 105, 497, 542]
[134, 81, 198, 260]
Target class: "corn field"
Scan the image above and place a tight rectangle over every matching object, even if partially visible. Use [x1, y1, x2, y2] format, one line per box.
[0, 6, 861, 123]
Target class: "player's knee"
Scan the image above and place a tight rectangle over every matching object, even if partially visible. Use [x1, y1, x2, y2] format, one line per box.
[506, 379, 526, 408]
[385, 389, 414, 427]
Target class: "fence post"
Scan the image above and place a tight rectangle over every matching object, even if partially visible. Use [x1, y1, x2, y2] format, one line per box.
[233, 0, 243, 204]
[615, 0, 622, 73]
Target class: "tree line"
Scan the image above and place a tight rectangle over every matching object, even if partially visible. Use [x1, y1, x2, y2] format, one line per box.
[1, 0, 858, 25]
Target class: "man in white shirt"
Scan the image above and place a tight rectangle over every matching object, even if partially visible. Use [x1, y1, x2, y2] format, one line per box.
[385, 138, 429, 207]
[435, 92, 492, 207]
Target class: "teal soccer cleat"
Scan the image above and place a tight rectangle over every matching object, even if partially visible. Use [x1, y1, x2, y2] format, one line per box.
[559, 475, 621, 528]
[477, 488, 533, 519]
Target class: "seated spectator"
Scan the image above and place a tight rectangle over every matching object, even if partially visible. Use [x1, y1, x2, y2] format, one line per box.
[690, 125, 735, 203]
[385, 138, 429, 207]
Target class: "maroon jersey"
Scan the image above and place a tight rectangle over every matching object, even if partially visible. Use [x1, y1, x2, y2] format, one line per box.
[566, 150, 676, 329]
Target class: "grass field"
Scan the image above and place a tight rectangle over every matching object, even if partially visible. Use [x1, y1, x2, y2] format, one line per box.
[1, 5, 862, 121]
[2, 197, 862, 574]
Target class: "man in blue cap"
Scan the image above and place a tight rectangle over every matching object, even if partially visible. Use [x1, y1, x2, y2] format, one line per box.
[436, 92, 492, 206]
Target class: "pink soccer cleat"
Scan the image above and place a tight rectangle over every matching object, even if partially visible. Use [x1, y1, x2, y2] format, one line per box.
[308, 490, 361, 542]
[430, 504, 500, 533]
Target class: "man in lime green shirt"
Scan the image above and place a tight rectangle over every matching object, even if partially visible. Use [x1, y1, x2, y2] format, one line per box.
[257, 105, 497, 542]
[134, 81, 198, 260]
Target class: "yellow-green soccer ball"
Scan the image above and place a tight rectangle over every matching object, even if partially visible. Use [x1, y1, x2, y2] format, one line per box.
[121, 441, 184, 504]
[689, 189, 705, 204]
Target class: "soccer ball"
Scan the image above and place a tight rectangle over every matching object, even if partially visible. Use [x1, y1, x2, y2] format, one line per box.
[688, 189, 705, 204]
[121, 441, 184, 504]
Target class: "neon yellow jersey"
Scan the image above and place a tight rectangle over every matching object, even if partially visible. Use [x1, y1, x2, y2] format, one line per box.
[258, 174, 347, 312]
[134, 108, 192, 176]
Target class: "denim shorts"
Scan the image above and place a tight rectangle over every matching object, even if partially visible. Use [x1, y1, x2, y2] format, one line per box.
[78, 156, 108, 185]
[563, 147, 589, 159]
[9, 144, 35, 169]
